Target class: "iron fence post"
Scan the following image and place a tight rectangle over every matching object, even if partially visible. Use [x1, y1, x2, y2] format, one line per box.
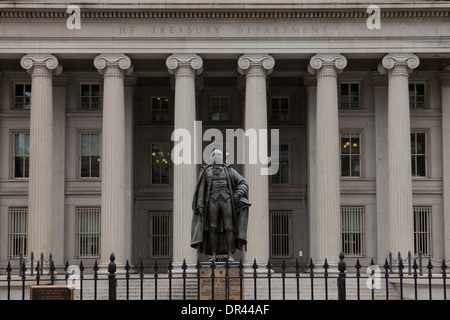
[30, 251, 34, 276]
[108, 253, 117, 300]
[338, 252, 346, 301]
[6, 261, 12, 300]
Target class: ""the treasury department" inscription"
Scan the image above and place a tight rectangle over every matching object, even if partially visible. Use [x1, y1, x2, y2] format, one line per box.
[112, 23, 327, 37]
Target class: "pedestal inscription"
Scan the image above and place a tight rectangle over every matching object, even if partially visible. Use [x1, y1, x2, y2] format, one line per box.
[200, 267, 242, 300]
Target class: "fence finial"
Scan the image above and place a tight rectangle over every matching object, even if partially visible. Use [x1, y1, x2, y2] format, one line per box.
[108, 253, 116, 274]
[338, 251, 346, 273]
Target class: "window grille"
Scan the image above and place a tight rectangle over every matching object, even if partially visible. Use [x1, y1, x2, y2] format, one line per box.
[270, 211, 292, 258]
[149, 211, 172, 258]
[341, 207, 365, 257]
[76, 208, 101, 258]
[9, 208, 28, 259]
[413, 207, 432, 257]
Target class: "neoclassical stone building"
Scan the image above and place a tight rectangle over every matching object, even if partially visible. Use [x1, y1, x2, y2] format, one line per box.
[0, 0, 449, 271]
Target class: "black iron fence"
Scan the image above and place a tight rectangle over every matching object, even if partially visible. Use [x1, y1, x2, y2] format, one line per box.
[0, 251, 448, 300]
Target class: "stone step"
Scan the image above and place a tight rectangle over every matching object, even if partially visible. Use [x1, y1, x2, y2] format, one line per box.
[67, 274, 401, 300]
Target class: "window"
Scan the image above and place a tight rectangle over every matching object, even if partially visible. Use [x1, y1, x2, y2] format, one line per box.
[271, 143, 289, 184]
[14, 83, 31, 109]
[341, 207, 365, 257]
[9, 208, 28, 258]
[151, 97, 170, 121]
[13, 133, 30, 178]
[409, 82, 425, 109]
[270, 97, 290, 121]
[413, 207, 432, 257]
[211, 96, 230, 121]
[341, 132, 361, 177]
[339, 83, 360, 109]
[76, 208, 101, 258]
[80, 133, 101, 178]
[149, 211, 172, 258]
[151, 143, 170, 184]
[411, 132, 427, 177]
[80, 83, 101, 109]
[270, 211, 292, 258]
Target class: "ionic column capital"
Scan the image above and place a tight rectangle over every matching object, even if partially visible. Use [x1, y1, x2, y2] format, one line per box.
[166, 54, 203, 77]
[307, 54, 347, 77]
[378, 53, 420, 77]
[94, 54, 133, 77]
[20, 54, 63, 77]
[237, 54, 275, 76]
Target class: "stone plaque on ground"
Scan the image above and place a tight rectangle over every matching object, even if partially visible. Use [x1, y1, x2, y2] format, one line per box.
[200, 267, 243, 300]
[30, 285, 74, 300]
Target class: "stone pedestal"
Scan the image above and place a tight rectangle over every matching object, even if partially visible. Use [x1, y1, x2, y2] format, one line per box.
[167, 54, 203, 265]
[238, 54, 274, 265]
[94, 54, 133, 266]
[378, 53, 419, 257]
[20, 54, 62, 259]
[308, 54, 347, 264]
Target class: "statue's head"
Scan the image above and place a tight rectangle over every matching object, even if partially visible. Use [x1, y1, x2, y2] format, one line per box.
[211, 149, 223, 164]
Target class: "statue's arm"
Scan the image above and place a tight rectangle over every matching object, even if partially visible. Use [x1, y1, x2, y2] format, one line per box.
[230, 169, 248, 200]
[195, 170, 206, 215]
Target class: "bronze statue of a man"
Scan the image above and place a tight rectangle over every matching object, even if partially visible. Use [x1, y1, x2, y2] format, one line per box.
[191, 150, 251, 262]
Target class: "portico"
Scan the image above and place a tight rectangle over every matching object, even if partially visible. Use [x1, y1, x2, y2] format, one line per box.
[0, 1, 449, 272]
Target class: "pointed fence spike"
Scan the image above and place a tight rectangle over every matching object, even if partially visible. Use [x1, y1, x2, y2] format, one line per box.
[355, 258, 361, 270]
[64, 261, 69, 272]
[6, 261, 11, 273]
[442, 259, 448, 272]
[323, 258, 329, 269]
[384, 258, 389, 270]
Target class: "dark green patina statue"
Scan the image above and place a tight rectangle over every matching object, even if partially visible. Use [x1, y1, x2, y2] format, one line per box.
[191, 150, 251, 262]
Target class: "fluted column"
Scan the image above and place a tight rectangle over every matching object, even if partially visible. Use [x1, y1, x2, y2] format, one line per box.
[166, 54, 203, 265]
[308, 54, 347, 264]
[20, 54, 62, 259]
[238, 54, 274, 265]
[378, 53, 419, 257]
[94, 54, 133, 265]
[440, 68, 450, 260]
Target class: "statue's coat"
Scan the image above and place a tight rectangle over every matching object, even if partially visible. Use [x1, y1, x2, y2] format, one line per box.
[191, 164, 251, 256]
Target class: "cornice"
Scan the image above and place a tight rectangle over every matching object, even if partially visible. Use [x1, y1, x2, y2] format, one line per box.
[1, 8, 450, 21]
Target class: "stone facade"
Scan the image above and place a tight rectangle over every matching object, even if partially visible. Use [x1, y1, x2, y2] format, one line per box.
[0, 1, 449, 270]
